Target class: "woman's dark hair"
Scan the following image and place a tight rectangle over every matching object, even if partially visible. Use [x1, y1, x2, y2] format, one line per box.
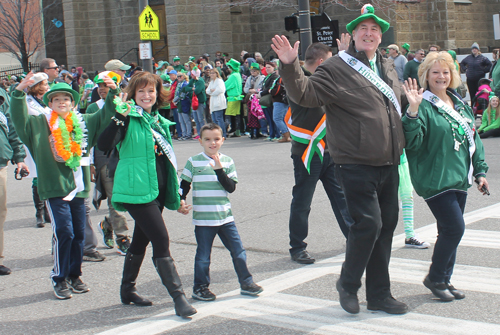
[265, 62, 277, 68]
[124, 71, 169, 110]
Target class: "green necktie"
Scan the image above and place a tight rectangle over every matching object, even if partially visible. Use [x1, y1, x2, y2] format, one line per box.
[369, 60, 375, 72]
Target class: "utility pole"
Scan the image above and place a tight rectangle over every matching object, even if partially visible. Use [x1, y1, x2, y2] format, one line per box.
[139, 0, 153, 73]
[298, 0, 312, 60]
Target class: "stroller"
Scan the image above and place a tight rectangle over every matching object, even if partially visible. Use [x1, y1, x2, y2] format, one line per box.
[471, 78, 492, 118]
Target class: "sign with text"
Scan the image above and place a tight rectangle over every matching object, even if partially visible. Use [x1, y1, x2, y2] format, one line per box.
[139, 5, 160, 40]
[312, 21, 339, 48]
[139, 42, 152, 59]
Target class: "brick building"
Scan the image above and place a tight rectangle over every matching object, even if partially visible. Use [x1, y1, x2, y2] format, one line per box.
[43, 0, 500, 72]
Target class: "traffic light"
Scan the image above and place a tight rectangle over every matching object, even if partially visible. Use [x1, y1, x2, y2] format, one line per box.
[284, 16, 298, 33]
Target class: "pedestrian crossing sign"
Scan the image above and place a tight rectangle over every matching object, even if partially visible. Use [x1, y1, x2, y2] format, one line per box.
[139, 5, 160, 40]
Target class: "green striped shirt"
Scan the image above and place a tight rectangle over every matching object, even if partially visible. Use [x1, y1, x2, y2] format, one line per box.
[181, 152, 238, 226]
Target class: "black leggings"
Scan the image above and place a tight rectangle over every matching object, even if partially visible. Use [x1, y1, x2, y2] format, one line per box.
[479, 127, 500, 138]
[123, 201, 170, 258]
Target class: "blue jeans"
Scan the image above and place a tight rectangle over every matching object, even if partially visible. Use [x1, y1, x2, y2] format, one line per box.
[179, 112, 192, 137]
[426, 191, 467, 283]
[273, 102, 289, 136]
[46, 197, 86, 283]
[172, 108, 182, 137]
[193, 103, 206, 136]
[289, 153, 352, 255]
[212, 109, 226, 138]
[263, 105, 278, 139]
[194, 222, 253, 289]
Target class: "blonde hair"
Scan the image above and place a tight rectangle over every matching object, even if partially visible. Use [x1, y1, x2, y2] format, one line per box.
[209, 68, 221, 79]
[485, 96, 500, 124]
[177, 72, 188, 81]
[418, 51, 461, 90]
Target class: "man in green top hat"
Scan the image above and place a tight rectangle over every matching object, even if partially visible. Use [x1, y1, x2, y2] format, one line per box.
[172, 56, 183, 72]
[401, 43, 411, 58]
[272, 3, 407, 315]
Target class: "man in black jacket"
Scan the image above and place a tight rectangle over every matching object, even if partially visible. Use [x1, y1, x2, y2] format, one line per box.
[273, 4, 407, 315]
[287, 43, 352, 265]
[461, 43, 492, 99]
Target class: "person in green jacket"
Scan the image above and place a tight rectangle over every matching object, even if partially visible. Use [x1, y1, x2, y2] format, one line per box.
[11, 74, 118, 300]
[97, 71, 196, 318]
[224, 58, 243, 137]
[185, 67, 206, 138]
[478, 95, 500, 138]
[402, 51, 489, 302]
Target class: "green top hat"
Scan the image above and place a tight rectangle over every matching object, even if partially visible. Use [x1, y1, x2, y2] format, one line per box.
[402, 43, 410, 52]
[250, 62, 260, 71]
[43, 83, 80, 106]
[189, 56, 195, 62]
[160, 74, 171, 83]
[173, 56, 181, 62]
[346, 4, 390, 34]
[226, 58, 240, 72]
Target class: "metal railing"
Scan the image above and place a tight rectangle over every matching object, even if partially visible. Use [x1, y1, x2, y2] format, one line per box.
[0, 63, 40, 79]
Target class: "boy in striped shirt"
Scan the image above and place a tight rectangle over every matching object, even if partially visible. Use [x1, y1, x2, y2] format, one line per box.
[180, 123, 263, 301]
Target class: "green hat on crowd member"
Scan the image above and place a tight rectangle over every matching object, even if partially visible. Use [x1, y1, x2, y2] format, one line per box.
[250, 63, 260, 71]
[93, 71, 120, 84]
[226, 58, 240, 72]
[160, 74, 171, 83]
[173, 56, 181, 62]
[156, 60, 169, 70]
[346, 4, 390, 34]
[189, 56, 195, 62]
[180, 69, 187, 74]
[402, 43, 410, 52]
[43, 82, 80, 106]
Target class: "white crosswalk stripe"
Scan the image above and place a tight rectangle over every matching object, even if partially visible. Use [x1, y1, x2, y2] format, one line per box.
[98, 203, 500, 335]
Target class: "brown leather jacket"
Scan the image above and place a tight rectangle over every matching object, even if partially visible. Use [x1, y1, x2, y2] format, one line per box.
[280, 42, 405, 166]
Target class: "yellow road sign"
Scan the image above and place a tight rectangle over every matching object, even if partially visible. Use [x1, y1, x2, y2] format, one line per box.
[139, 5, 160, 40]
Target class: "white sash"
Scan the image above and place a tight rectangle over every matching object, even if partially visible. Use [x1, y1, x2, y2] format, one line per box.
[422, 91, 476, 184]
[338, 51, 401, 116]
[26, 95, 50, 116]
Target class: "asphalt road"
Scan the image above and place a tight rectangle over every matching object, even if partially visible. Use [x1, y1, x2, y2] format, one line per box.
[1, 134, 499, 335]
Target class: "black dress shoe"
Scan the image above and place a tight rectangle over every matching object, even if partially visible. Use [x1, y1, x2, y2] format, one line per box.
[336, 279, 359, 314]
[446, 283, 465, 299]
[367, 296, 408, 314]
[291, 250, 315, 264]
[0, 265, 12, 275]
[423, 276, 455, 301]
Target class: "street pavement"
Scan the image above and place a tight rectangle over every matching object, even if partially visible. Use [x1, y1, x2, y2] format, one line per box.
[1, 134, 499, 335]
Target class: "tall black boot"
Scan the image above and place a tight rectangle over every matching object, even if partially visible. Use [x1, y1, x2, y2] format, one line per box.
[120, 253, 153, 306]
[32, 185, 44, 228]
[153, 256, 197, 318]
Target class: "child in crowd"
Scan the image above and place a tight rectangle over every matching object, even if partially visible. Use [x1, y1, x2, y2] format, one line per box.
[478, 95, 500, 138]
[180, 123, 263, 301]
[10, 73, 117, 300]
[173, 72, 192, 140]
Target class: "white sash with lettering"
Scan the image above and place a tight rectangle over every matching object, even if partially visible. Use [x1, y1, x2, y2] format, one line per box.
[422, 91, 476, 185]
[338, 51, 401, 116]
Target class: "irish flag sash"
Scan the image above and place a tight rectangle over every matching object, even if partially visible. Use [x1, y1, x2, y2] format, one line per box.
[338, 51, 401, 116]
[285, 107, 326, 173]
[422, 91, 476, 184]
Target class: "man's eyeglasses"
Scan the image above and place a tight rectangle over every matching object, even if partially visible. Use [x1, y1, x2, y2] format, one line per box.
[47, 66, 59, 70]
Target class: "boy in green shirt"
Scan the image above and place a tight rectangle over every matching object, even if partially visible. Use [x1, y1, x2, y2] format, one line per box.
[10, 73, 117, 300]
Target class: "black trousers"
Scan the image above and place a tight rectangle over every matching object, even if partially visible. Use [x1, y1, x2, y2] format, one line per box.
[123, 200, 170, 258]
[335, 164, 399, 301]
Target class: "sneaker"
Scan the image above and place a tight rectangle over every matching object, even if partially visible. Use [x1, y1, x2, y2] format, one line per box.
[116, 237, 131, 256]
[0, 265, 12, 275]
[241, 282, 263, 296]
[83, 250, 106, 262]
[192, 286, 216, 301]
[177, 136, 184, 141]
[273, 137, 282, 142]
[405, 236, 431, 249]
[98, 218, 114, 249]
[193, 135, 200, 139]
[66, 276, 90, 294]
[52, 280, 72, 299]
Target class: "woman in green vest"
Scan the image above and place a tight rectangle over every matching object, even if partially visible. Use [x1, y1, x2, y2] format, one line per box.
[97, 72, 196, 318]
